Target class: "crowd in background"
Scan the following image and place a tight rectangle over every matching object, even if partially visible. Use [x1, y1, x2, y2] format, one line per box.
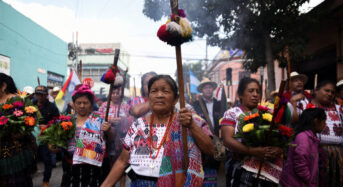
[1, 71, 343, 187]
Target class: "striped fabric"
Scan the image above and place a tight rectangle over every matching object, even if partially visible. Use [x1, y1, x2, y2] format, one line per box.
[131, 179, 157, 187]
[225, 157, 277, 187]
[322, 145, 343, 186]
[203, 168, 218, 186]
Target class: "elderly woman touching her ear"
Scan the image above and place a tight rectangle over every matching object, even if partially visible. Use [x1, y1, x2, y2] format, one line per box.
[101, 75, 214, 187]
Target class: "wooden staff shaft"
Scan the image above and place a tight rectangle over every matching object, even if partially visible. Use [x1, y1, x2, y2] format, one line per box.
[176, 46, 185, 108]
[37, 77, 40, 86]
[170, 0, 189, 171]
[286, 46, 292, 92]
[255, 80, 286, 184]
[105, 49, 120, 122]
[133, 77, 136, 97]
[79, 60, 83, 81]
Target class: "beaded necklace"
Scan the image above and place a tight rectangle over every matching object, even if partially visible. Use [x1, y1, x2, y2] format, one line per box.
[149, 113, 173, 159]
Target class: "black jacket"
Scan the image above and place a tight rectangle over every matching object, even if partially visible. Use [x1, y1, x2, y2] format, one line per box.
[191, 98, 224, 137]
[34, 100, 60, 125]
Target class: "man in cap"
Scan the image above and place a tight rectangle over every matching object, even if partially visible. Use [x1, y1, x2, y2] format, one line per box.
[336, 79, 343, 106]
[283, 72, 311, 122]
[34, 85, 60, 187]
[191, 77, 225, 186]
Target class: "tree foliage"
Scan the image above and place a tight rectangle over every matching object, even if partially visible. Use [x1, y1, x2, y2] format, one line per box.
[175, 61, 204, 83]
[143, 0, 312, 92]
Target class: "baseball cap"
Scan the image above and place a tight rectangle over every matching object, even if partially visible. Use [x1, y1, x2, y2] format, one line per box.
[35, 86, 48, 95]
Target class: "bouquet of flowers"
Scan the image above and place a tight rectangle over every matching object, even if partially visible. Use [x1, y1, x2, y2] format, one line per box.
[0, 97, 41, 138]
[235, 105, 294, 147]
[38, 115, 76, 149]
[234, 105, 294, 183]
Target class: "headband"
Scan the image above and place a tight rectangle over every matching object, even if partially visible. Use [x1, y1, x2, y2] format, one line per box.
[72, 84, 95, 99]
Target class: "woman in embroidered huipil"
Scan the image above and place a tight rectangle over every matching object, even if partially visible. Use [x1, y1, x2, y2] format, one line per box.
[220, 77, 282, 187]
[0, 73, 36, 186]
[61, 84, 111, 187]
[101, 75, 214, 187]
[128, 71, 157, 118]
[309, 80, 343, 186]
[98, 86, 132, 187]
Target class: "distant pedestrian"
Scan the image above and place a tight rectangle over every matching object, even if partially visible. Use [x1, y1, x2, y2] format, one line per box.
[128, 71, 157, 118]
[98, 86, 132, 187]
[191, 77, 225, 186]
[308, 80, 343, 186]
[280, 108, 327, 187]
[336, 79, 343, 106]
[34, 85, 60, 187]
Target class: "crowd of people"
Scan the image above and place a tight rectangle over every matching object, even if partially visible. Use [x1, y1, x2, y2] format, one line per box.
[0, 71, 343, 187]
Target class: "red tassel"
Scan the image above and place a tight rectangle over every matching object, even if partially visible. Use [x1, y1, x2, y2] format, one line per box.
[275, 106, 285, 124]
[104, 68, 115, 83]
[157, 24, 170, 42]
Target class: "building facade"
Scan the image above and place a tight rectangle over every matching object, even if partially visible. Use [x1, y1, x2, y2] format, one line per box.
[0, 1, 67, 90]
[206, 50, 286, 103]
[68, 43, 130, 97]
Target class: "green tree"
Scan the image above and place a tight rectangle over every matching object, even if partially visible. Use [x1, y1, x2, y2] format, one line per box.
[175, 61, 204, 83]
[143, 0, 311, 93]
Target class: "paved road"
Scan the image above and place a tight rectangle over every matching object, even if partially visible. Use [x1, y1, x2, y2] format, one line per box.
[32, 162, 130, 187]
[32, 162, 225, 187]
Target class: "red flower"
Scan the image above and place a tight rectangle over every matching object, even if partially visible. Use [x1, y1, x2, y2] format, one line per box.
[257, 105, 269, 112]
[0, 116, 9, 125]
[12, 101, 24, 108]
[306, 103, 316, 109]
[278, 125, 294, 137]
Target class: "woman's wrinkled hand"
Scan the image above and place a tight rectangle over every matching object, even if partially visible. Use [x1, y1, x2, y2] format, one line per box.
[179, 108, 193, 128]
[290, 93, 305, 104]
[101, 122, 111, 132]
[48, 144, 60, 153]
[109, 117, 121, 125]
[250, 146, 283, 160]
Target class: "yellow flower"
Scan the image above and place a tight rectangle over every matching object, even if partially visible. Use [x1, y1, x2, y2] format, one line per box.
[25, 106, 37, 114]
[242, 123, 254, 133]
[262, 113, 273, 122]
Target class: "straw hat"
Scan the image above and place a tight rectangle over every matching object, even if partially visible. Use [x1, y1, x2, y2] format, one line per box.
[52, 86, 61, 92]
[290, 72, 308, 84]
[270, 90, 279, 97]
[197, 77, 217, 92]
[23, 86, 34, 95]
[337, 79, 343, 87]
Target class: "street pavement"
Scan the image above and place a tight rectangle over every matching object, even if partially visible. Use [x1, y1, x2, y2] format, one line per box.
[32, 161, 225, 187]
[32, 161, 130, 187]
[32, 161, 62, 187]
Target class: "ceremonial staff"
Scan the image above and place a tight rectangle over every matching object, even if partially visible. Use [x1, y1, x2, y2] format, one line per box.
[104, 49, 120, 122]
[169, 0, 189, 170]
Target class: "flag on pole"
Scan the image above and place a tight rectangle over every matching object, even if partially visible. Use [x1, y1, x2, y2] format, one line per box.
[186, 83, 192, 100]
[189, 70, 200, 94]
[55, 70, 81, 112]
